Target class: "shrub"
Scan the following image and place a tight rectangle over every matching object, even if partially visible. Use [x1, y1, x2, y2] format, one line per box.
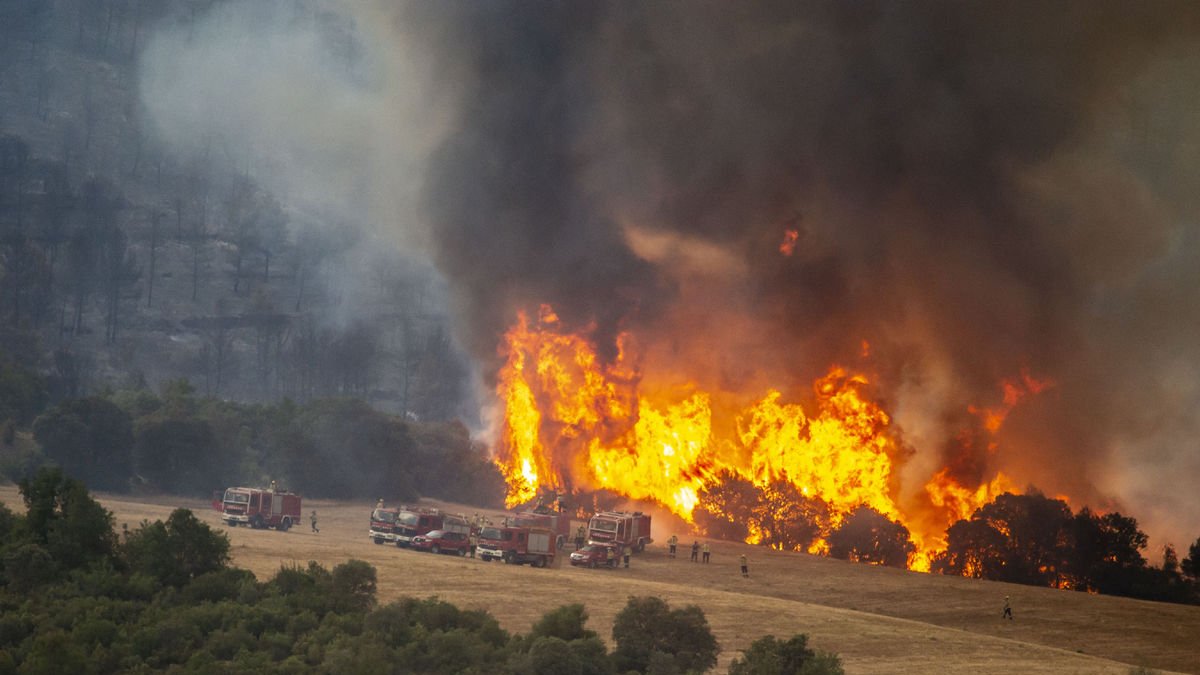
[611, 596, 719, 674]
[728, 634, 844, 675]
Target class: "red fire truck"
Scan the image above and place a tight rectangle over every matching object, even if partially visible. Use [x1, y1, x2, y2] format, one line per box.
[475, 525, 556, 567]
[221, 486, 302, 531]
[510, 507, 572, 551]
[369, 506, 402, 544]
[390, 506, 471, 547]
[587, 510, 652, 552]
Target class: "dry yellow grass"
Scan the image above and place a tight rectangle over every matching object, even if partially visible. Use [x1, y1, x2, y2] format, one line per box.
[3, 484, 1197, 674]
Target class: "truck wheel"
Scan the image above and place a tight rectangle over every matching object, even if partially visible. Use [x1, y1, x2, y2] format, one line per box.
[588, 560, 596, 569]
[374, 538, 384, 545]
[458, 547, 467, 557]
[504, 551, 516, 565]
[431, 544, 441, 555]
[251, 515, 264, 530]
[279, 517, 291, 532]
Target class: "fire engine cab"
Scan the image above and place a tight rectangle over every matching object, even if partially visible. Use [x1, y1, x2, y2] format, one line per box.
[221, 486, 302, 531]
[587, 510, 652, 552]
[391, 506, 471, 547]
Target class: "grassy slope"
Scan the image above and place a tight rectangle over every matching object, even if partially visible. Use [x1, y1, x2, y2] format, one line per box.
[2, 484, 1197, 674]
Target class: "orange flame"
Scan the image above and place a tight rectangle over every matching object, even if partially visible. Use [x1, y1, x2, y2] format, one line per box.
[779, 229, 800, 256]
[494, 306, 1045, 571]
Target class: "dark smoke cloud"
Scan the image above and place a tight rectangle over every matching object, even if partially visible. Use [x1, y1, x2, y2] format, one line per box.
[410, 2, 1200, 547]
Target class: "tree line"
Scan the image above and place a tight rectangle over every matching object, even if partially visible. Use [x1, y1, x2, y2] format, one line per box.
[0, 348, 505, 506]
[0, 467, 844, 674]
[694, 471, 1200, 606]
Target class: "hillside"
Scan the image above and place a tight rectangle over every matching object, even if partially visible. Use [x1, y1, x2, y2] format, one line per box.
[5, 484, 1193, 675]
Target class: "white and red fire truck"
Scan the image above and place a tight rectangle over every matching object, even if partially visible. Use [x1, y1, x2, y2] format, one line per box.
[475, 524, 556, 567]
[510, 507, 572, 551]
[388, 506, 471, 547]
[587, 510, 652, 552]
[221, 486, 302, 531]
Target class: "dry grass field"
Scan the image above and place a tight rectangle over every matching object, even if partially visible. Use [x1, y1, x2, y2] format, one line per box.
[3, 484, 1198, 675]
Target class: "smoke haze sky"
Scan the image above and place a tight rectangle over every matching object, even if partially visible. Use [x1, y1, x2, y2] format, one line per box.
[140, 1, 1200, 549]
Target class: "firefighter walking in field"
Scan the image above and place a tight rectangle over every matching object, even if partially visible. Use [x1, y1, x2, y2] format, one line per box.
[623, 544, 631, 568]
[575, 525, 586, 550]
[702, 542, 711, 563]
[310, 510, 319, 533]
[668, 534, 678, 558]
[740, 554, 749, 577]
[691, 541, 700, 562]
[1002, 596, 1013, 620]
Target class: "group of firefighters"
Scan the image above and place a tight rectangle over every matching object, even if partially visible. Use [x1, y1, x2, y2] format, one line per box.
[665, 534, 750, 577]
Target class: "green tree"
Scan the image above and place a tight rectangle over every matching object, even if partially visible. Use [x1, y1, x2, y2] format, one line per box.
[16, 467, 117, 574]
[32, 397, 133, 491]
[123, 508, 230, 587]
[0, 354, 47, 426]
[612, 596, 719, 674]
[728, 634, 845, 675]
[132, 414, 221, 495]
[828, 506, 914, 568]
[529, 603, 596, 642]
[330, 559, 378, 613]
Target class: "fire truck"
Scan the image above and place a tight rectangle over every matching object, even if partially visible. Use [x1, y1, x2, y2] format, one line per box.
[221, 485, 302, 531]
[368, 506, 402, 544]
[587, 510, 652, 552]
[475, 525, 556, 567]
[389, 506, 471, 547]
[510, 507, 572, 550]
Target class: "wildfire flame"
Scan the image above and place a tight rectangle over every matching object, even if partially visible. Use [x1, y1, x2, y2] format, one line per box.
[494, 306, 1044, 571]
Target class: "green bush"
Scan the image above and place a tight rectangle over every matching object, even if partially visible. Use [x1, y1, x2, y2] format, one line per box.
[122, 508, 230, 587]
[611, 596, 720, 675]
[728, 634, 844, 675]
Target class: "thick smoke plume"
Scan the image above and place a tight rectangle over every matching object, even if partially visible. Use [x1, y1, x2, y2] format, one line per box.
[144, 1, 1200, 547]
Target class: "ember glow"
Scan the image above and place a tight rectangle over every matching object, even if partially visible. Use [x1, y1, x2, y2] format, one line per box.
[494, 306, 1036, 570]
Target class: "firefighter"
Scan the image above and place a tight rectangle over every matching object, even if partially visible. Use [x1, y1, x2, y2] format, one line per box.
[1002, 596, 1013, 620]
[690, 541, 700, 562]
[376, 498, 384, 510]
[575, 525, 586, 550]
[668, 534, 678, 558]
[310, 510, 319, 533]
[702, 542, 711, 563]
[606, 545, 616, 568]
[270, 480, 278, 492]
[623, 544, 631, 568]
[740, 554, 749, 577]
[469, 530, 479, 558]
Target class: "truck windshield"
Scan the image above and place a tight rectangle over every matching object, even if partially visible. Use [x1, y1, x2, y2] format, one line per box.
[224, 490, 249, 503]
[372, 509, 397, 523]
[479, 527, 511, 541]
[397, 512, 420, 527]
[513, 515, 543, 528]
[590, 519, 617, 532]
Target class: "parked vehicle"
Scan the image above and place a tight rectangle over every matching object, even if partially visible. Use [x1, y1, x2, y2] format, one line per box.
[369, 506, 402, 544]
[411, 529, 471, 555]
[221, 486, 301, 531]
[569, 543, 619, 568]
[511, 508, 572, 550]
[390, 507, 471, 547]
[587, 511, 652, 552]
[475, 525, 555, 567]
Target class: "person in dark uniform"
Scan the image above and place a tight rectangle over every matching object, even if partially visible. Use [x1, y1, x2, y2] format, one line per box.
[1002, 596, 1013, 620]
[740, 554, 749, 577]
[310, 510, 319, 533]
[690, 541, 700, 562]
[623, 545, 631, 568]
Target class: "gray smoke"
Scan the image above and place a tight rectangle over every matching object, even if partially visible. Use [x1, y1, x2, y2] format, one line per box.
[143, 1, 1200, 549]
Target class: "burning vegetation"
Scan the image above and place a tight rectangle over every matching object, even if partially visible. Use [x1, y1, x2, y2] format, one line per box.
[494, 305, 1038, 572]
